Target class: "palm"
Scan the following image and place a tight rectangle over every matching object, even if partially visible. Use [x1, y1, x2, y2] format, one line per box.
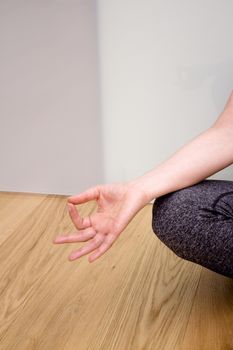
[53, 182, 146, 263]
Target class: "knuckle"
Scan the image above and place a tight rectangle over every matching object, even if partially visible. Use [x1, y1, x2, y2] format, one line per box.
[93, 234, 102, 244]
[93, 237, 99, 244]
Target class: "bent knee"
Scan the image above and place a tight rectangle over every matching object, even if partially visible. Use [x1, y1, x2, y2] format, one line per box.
[152, 188, 193, 235]
[151, 188, 199, 259]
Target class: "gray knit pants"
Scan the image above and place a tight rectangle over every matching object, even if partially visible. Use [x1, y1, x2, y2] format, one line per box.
[152, 179, 233, 278]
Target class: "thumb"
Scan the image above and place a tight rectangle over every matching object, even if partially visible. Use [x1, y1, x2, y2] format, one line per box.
[67, 185, 100, 205]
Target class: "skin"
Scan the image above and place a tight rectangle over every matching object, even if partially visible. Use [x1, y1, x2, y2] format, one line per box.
[53, 91, 233, 263]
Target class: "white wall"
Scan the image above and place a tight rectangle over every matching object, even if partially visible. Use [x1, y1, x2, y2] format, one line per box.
[97, 0, 233, 184]
[0, 0, 103, 195]
[1, 1, 233, 196]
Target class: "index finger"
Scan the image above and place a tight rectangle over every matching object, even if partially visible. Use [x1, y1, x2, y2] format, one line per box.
[67, 185, 100, 205]
[67, 203, 91, 230]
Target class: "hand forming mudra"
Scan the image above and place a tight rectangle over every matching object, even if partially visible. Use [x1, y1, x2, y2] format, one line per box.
[53, 182, 148, 263]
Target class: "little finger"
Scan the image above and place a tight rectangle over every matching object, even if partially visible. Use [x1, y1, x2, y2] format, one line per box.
[88, 234, 116, 262]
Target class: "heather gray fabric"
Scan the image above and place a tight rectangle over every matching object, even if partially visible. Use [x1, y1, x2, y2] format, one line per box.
[152, 179, 233, 278]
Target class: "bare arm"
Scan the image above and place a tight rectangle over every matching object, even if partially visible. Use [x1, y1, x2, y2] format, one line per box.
[129, 91, 233, 203]
[54, 91, 233, 263]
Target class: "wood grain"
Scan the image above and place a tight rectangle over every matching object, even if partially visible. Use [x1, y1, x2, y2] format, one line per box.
[0, 192, 232, 350]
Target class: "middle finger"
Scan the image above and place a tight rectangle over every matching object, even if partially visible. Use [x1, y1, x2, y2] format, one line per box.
[53, 227, 96, 244]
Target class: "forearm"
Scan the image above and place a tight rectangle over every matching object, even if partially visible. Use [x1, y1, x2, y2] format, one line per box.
[130, 124, 233, 203]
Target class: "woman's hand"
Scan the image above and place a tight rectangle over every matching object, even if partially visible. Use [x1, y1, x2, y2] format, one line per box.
[53, 182, 147, 263]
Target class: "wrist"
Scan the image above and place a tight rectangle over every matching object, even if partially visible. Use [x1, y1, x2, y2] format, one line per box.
[127, 164, 178, 203]
[127, 176, 157, 205]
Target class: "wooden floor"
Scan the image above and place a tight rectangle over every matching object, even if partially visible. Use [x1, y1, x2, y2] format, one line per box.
[0, 192, 233, 350]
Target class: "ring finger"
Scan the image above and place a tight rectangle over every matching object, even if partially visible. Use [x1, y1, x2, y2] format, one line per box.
[69, 233, 105, 261]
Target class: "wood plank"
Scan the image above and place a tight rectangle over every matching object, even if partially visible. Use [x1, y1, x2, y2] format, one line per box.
[179, 269, 233, 350]
[0, 192, 232, 350]
[0, 192, 47, 246]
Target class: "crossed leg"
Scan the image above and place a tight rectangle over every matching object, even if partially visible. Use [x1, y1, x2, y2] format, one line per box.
[152, 179, 233, 278]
